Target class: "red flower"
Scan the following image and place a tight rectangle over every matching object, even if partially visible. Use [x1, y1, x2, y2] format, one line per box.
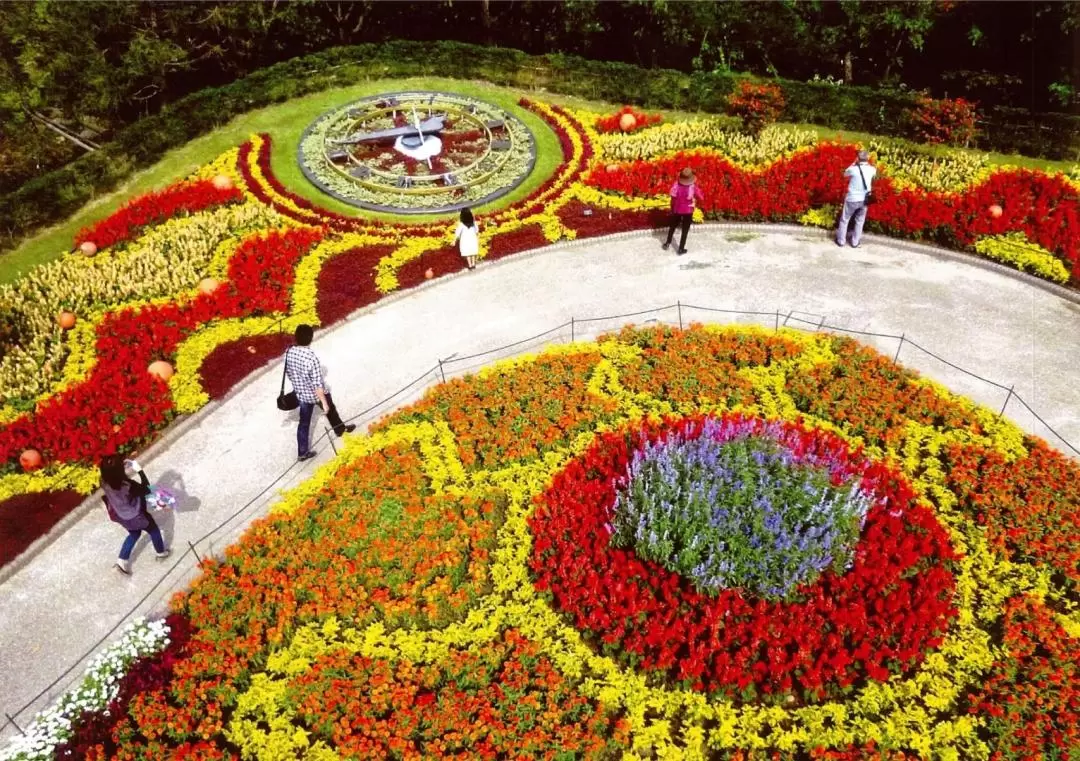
[75, 180, 242, 251]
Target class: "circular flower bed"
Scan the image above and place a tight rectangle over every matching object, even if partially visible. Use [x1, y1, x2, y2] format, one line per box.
[25, 324, 1076, 761]
[531, 413, 957, 701]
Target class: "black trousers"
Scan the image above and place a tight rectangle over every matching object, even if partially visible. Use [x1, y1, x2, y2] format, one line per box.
[298, 393, 347, 455]
[665, 213, 693, 250]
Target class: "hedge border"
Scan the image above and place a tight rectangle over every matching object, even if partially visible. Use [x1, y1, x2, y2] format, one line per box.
[2, 40, 1078, 253]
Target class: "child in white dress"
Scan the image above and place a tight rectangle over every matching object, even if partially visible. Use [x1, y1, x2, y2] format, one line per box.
[454, 207, 480, 270]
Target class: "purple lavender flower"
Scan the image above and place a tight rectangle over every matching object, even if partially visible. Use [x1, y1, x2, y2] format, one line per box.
[609, 417, 872, 600]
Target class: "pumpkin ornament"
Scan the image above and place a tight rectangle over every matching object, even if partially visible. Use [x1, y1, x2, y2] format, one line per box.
[148, 360, 174, 381]
[57, 311, 76, 330]
[425, 268, 434, 280]
[19, 449, 43, 472]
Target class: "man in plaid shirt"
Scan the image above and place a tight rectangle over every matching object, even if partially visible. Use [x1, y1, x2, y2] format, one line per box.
[285, 324, 355, 461]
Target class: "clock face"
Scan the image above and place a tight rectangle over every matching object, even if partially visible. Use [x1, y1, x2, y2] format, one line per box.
[298, 91, 537, 214]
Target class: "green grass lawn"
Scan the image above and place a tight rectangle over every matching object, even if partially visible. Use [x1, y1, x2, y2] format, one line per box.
[2, 76, 1075, 285]
[0, 77, 562, 284]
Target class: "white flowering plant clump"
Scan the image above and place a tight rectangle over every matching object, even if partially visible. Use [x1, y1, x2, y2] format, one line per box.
[0, 617, 170, 761]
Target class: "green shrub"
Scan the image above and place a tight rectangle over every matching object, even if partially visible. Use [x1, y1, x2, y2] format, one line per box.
[726, 81, 786, 135]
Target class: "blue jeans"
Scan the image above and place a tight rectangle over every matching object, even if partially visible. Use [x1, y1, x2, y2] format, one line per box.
[119, 514, 165, 560]
[298, 394, 346, 456]
[836, 200, 868, 246]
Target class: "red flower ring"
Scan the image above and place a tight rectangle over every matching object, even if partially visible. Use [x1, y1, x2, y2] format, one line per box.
[529, 414, 958, 703]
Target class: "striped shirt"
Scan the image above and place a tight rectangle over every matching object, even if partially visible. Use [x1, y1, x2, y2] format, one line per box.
[284, 346, 328, 404]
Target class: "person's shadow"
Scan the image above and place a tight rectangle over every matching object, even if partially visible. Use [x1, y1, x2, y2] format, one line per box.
[137, 469, 200, 554]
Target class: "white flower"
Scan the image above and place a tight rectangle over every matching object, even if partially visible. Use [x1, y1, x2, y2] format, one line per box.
[0, 617, 170, 761]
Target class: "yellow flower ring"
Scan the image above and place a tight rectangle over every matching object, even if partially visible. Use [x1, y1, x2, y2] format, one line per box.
[196, 325, 1076, 760]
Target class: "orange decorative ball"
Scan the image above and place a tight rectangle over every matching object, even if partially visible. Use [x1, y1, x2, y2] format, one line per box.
[212, 174, 234, 191]
[19, 449, 43, 472]
[198, 277, 221, 295]
[148, 360, 174, 381]
[425, 268, 434, 280]
[57, 311, 76, 330]
[989, 204, 1003, 218]
[247, 345, 257, 354]
[79, 241, 98, 256]
[618, 113, 637, 132]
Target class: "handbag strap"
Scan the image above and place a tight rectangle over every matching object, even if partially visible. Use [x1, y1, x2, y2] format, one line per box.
[280, 348, 291, 396]
[856, 163, 869, 192]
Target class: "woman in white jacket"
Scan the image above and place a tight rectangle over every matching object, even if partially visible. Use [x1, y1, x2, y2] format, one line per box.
[454, 207, 480, 270]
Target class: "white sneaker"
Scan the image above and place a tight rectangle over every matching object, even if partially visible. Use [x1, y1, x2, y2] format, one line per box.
[115, 558, 131, 575]
[155, 548, 171, 560]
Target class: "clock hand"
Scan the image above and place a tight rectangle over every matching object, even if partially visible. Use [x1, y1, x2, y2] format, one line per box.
[330, 115, 447, 145]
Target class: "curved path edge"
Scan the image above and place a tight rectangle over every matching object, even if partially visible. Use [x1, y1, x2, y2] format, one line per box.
[2, 223, 1079, 737]
[2, 222, 1076, 587]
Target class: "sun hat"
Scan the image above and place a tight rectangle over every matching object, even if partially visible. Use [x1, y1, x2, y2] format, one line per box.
[678, 167, 696, 185]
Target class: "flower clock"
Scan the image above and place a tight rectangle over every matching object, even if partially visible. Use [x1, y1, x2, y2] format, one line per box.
[32, 325, 1076, 761]
[298, 91, 537, 213]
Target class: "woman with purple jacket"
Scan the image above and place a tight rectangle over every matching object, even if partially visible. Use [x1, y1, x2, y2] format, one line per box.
[100, 454, 170, 574]
[662, 167, 705, 255]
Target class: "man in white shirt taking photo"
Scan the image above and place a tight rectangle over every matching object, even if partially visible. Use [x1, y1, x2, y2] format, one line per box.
[836, 149, 877, 248]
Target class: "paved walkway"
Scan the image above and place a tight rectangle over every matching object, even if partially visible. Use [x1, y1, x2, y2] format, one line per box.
[2, 226, 1079, 736]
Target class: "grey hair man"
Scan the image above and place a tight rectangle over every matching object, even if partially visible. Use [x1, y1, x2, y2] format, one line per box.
[836, 149, 877, 248]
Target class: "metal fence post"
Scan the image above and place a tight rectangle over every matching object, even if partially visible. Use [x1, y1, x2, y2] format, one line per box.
[5, 712, 25, 735]
[894, 333, 905, 363]
[187, 541, 202, 565]
[325, 426, 338, 455]
[774, 310, 780, 333]
[570, 317, 575, 342]
[677, 301, 683, 330]
[437, 359, 446, 384]
[999, 385, 1015, 419]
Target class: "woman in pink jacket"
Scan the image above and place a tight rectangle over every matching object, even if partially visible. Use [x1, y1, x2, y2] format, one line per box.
[662, 167, 705, 255]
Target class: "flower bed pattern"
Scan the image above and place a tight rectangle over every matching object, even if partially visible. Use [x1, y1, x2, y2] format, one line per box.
[74, 179, 243, 251]
[531, 414, 957, 701]
[8, 325, 1075, 761]
[1, 93, 1078, 569]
